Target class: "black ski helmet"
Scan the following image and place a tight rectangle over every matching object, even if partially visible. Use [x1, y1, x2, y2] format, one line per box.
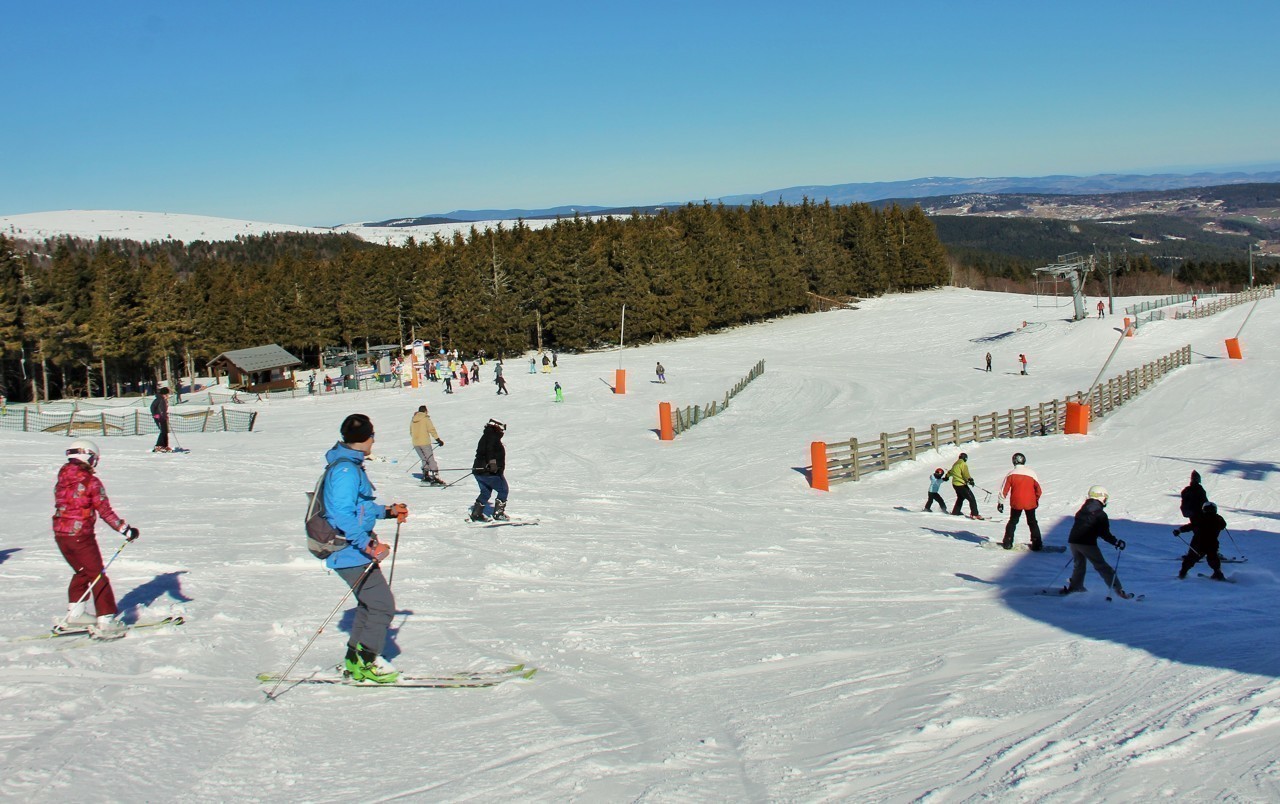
[958, 452, 968, 461]
[1012, 452, 1026, 466]
[1202, 501, 1217, 514]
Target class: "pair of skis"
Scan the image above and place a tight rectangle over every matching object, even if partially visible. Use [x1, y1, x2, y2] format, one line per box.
[12, 616, 186, 643]
[258, 663, 536, 689]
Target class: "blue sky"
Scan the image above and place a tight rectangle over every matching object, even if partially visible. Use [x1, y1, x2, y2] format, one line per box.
[3, 0, 1277, 225]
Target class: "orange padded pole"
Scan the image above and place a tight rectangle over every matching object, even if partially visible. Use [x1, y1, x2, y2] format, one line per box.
[1225, 338, 1242, 359]
[614, 368, 626, 394]
[810, 441, 829, 491]
[1064, 401, 1091, 435]
[658, 402, 673, 440]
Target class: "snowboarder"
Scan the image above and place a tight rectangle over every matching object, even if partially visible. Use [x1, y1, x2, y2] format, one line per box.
[998, 452, 1042, 550]
[1174, 501, 1228, 580]
[925, 468, 949, 512]
[470, 418, 509, 522]
[947, 453, 982, 519]
[1179, 470, 1208, 519]
[1062, 486, 1128, 596]
[323, 413, 408, 683]
[151, 387, 171, 452]
[984, 353, 991, 373]
[656, 362, 666, 383]
[1018, 354, 1028, 375]
[52, 439, 140, 637]
[554, 381, 563, 403]
[409, 405, 445, 485]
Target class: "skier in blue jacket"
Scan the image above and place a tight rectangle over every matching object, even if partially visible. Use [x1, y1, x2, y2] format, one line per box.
[323, 413, 408, 683]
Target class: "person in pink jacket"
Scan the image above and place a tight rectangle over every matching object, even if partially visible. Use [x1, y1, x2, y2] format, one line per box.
[52, 440, 139, 635]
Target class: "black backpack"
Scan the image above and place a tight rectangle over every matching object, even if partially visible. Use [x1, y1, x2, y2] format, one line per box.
[304, 457, 363, 559]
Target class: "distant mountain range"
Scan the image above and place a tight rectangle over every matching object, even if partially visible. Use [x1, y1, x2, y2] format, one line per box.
[396, 169, 1280, 225]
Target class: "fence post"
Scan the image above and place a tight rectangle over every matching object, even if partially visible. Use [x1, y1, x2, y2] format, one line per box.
[850, 438, 861, 481]
[101, 412, 107, 436]
[248, 411, 258, 431]
[202, 409, 212, 432]
[134, 409, 140, 436]
[880, 432, 890, 471]
[930, 423, 939, 452]
[23, 406, 29, 432]
[809, 441, 828, 491]
[222, 407, 229, 431]
[972, 415, 981, 442]
[907, 427, 917, 460]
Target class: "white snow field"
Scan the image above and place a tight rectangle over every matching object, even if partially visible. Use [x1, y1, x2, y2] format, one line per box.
[1, 288, 1277, 802]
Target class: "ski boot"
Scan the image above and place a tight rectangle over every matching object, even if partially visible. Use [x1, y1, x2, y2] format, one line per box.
[89, 615, 127, 640]
[54, 602, 97, 633]
[492, 499, 510, 522]
[345, 643, 399, 683]
[1209, 570, 1227, 581]
[1001, 538, 1014, 550]
[1059, 584, 1085, 596]
[428, 473, 446, 487]
[1029, 540, 1043, 552]
[469, 502, 490, 523]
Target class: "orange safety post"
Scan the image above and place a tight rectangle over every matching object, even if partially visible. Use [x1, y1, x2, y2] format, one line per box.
[810, 441, 829, 491]
[614, 368, 626, 394]
[1123, 317, 1134, 337]
[409, 353, 419, 389]
[1064, 401, 1091, 435]
[658, 402, 674, 441]
[1225, 338, 1242, 359]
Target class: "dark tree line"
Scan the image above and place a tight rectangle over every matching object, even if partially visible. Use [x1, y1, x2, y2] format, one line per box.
[0, 200, 948, 402]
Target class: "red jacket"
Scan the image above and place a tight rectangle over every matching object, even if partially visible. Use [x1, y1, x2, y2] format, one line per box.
[52, 461, 126, 539]
[1000, 466, 1042, 510]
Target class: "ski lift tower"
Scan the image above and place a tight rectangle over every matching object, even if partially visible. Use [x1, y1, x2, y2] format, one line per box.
[1035, 252, 1094, 321]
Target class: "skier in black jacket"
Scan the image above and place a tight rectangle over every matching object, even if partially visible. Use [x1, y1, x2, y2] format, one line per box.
[150, 388, 171, 452]
[1175, 501, 1228, 580]
[1062, 485, 1128, 596]
[469, 419, 509, 522]
[1179, 471, 1208, 519]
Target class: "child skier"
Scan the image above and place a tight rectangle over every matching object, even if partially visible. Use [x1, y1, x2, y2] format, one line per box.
[409, 405, 445, 485]
[925, 468, 948, 512]
[323, 414, 409, 683]
[52, 439, 140, 637]
[1062, 485, 1129, 597]
[470, 419, 509, 522]
[553, 382, 563, 403]
[1174, 501, 1228, 580]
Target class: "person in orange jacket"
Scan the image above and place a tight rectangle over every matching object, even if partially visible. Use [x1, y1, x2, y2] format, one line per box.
[998, 452, 1042, 550]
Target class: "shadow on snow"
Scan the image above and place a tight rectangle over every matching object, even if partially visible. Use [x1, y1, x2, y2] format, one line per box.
[117, 571, 195, 624]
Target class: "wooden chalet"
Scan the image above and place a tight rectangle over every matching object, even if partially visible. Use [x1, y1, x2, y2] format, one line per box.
[207, 345, 303, 393]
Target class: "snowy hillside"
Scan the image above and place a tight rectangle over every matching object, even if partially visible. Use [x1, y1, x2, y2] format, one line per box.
[1, 288, 1277, 801]
[0, 209, 573, 247]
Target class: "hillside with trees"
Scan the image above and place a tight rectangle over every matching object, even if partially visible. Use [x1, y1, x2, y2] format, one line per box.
[0, 201, 947, 402]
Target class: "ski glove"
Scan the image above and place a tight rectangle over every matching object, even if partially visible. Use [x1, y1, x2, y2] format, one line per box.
[385, 503, 409, 523]
[365, 539, 391, 562]
[435, 438, 444, 447]
[997, 503, 1005, 514]
[1172, 528, 1180, 536]
[123, 526, 140, 541]
[1115, 539, 1126, 551]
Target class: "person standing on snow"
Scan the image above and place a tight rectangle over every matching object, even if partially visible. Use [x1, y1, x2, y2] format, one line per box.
[1018, 354, 1028, 375]
[470, 419, 509, 522]
[998, 452, 1043, 550]
[984, 353, 992, 373]
[52, 440, 140, 637]
[925, 467, 949, 512]
[528, 357, 536, 374]
[948, 453, 982, 519]
[1062, 485, 1128, 596]
[1179, 470, 1208, 519]
[1175, 501, 1228, 580]
[323, 413, 408, 683]
[151, 387, 172, 452]
[656, 362, 666, 383]
[409, 405, 445, 486]
[553, 381, 563, 403]
[1097, 300, 1105, 319]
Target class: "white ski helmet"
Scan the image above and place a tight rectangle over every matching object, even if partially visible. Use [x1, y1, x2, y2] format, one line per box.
[1087, 485, 1108, 503]
[66, 439, 101, 467]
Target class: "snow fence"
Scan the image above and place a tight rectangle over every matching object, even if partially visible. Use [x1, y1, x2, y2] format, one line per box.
[0, 400, 257, 437]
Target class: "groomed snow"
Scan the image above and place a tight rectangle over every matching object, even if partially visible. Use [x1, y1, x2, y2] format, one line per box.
[1, 288, 1277, 801]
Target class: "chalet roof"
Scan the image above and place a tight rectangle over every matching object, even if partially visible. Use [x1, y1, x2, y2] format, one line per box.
[209, 344, 303, 372]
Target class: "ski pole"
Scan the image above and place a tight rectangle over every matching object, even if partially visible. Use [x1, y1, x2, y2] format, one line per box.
[441, 471, 474, 490]
[65, 537, 132, 618]
[1224, 528, 1244, 558]
[265, 561, 376, 701]
[388, 521, 402, 588]
[1046, 554, 1074, 591]
[1109, 541, 1126, 597]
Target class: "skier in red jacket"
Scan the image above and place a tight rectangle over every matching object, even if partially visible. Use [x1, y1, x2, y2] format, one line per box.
[52, 440, 139, 636]
[998, 452, 1043, 550]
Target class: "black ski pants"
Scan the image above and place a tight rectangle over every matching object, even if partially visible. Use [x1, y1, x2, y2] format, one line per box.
[1003, 508, 1042, 548]
[1179, 533, 1222, 577]
[925, 492, 948, 512]
[951, 484, 979, 516]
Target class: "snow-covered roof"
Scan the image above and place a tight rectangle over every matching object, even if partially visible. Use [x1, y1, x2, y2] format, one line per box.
[208, 344, 302, 372]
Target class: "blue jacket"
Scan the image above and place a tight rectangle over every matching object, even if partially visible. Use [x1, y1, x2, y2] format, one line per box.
[928, 474, 945, 494]
[321, 443, 386, 570]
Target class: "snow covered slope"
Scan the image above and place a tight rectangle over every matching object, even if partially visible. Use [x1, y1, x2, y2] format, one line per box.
[1, 209, 574, 246]
[0, 288, 1277, 801]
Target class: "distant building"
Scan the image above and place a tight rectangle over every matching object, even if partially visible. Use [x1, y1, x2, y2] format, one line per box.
[207, 344, 303, 393]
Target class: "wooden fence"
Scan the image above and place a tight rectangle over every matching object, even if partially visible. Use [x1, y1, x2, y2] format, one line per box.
[0, 403, 258, 437]
[669, 360, 765, 436]
[811, 344, 1191, 487]
[1176, 285, 1273, 320]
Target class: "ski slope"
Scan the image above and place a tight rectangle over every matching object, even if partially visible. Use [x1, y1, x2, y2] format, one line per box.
[1, 288, 1277, 801]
